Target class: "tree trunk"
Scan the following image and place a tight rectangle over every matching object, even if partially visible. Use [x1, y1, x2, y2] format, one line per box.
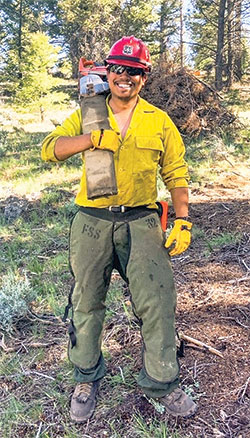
[160, 2, 166, 55]
[227, 0, 234, 87]
[18, 0, 23, 79]
[234, 0, 242, 80]
[180, 0, 184, 67]
[215, 0, 226, 90]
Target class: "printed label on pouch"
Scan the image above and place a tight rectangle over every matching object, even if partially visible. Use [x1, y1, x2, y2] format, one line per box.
[82, 223, 101, 239]
[145, 217, 158, 229]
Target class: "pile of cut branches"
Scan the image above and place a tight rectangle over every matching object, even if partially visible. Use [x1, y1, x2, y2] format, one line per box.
[141, 67, 236, 137]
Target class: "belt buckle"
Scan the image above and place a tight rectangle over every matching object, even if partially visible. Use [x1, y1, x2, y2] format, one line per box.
[108, 205, 125, 213]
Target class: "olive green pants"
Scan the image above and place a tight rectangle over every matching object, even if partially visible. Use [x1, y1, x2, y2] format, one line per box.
[68, 208, 179, 397]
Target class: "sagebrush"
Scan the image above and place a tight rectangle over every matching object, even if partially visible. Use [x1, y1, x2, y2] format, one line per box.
[0, 272, 36, 331]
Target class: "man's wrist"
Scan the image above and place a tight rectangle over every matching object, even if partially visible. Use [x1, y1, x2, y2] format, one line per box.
[175, 216, 191, 221]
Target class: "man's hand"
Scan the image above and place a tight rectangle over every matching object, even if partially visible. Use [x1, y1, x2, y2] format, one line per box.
[165, 219, 192, 256]
[91, 129, 119, 153]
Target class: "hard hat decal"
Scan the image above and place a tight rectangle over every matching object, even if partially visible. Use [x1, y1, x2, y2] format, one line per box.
[123, 45, 133, 55]
[105, 36, 152, 72]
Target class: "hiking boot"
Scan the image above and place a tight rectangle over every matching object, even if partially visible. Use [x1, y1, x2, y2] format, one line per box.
[157, 388, 197, 418]
[70, 381, 99, 423]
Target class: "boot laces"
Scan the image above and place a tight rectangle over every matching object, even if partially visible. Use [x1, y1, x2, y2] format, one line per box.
[74, 382, 93, 402]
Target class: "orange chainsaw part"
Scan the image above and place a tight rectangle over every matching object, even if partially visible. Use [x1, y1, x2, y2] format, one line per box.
[159, 201, 168, 232]
[80, 57, 95, 67]
[78, 57, 107, 77]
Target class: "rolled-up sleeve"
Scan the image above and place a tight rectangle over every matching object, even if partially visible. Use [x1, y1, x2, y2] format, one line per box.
[41, 109, 82, 162]
[159, 116, 189, 191]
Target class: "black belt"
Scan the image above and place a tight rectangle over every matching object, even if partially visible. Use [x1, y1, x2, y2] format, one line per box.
[79, 205, 157, 222]
[107, 205, 144, 213]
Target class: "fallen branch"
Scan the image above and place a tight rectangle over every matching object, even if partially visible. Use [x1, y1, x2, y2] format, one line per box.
[28, 310, 66, 326]
[179, 332, 224, 358]
[219, 316, 249, 329]
[238, 376, 250, 404]
[0, 334, 61, 353]
[36, 422, 43, 438]
[0, 370, 55, 381]
[190, 73, 223, 99]
[227, 276, 250, 284]
[231, 170, 246, 179]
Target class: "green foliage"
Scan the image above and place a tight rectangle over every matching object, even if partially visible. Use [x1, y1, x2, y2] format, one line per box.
[183, 381, 202, 401]
[56, 0, 121, 71]
[0, 271, 36, 331]
[0, 128, 49, 181]
[48, 0, 179, 73]
[233, 128, 250, 156]
[185, 136, 220, 185]
[1, 0, 249, 87]
[15, 32, 60, 104]
[242, 37, 250, 76]
[224, 89, 241, 105]
[206, 232, 241, 251]
[191, 225, 206, 240]
[185, 130, 250, 186]
[0, 130, 9, 158]
[198, 57, 214, 73]
[39, 91, 70, 107]
[119, 0, 159, 45]
[61, 199, 79, 218]
[187, 0, 250, 86]
[187, 0, 218, 69]
[133, 414, 184, 438]
[106, 365, 135, 388]
[144, 396, 166, 414]
[58, 59, 73, 79]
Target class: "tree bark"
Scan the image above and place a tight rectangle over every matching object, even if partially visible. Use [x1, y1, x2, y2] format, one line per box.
[160, 2, 167, 55]
[215, 0, 226, 90]
[18, 0, 23, 79]
[227, 0, 234, 87]
[180, 0, 184, 67]
[234, 0, 242, 80]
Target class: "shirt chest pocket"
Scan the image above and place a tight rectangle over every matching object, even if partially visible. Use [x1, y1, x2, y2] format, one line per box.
[133, 137, 164, 174]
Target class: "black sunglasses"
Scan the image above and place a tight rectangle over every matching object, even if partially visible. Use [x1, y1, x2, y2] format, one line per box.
[107, 64, 144, 76]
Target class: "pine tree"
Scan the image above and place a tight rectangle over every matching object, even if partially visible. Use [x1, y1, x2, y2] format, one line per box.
[188, 0, 249, 88]
[14, 32, 60, 103]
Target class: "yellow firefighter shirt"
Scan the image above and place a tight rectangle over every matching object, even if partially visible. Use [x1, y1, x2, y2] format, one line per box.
[41, 96, 189, 208]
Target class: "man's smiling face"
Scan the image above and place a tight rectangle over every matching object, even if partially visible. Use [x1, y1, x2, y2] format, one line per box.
[107, 65, 147, 102]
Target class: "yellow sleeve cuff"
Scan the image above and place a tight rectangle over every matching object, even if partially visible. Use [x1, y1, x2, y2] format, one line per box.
[166, 178, 189, 191]
[41, 136, 61, 162]
[41, 109, 82, 162]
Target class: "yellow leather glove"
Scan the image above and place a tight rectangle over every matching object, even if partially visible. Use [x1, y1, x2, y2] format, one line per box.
[90, 129, 119, 153]
[165, 219, 192, 256]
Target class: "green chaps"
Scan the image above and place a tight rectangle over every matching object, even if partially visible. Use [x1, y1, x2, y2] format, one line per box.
[68, 208, 179, 397]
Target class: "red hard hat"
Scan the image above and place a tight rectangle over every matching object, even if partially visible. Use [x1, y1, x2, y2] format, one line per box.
[105, 36, 151, 72]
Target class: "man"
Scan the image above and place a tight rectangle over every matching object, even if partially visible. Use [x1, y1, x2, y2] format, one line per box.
[41, 36, 197, 423]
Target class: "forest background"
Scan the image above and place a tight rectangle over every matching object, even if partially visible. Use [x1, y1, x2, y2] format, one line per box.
[0, 1, 250, 438]
[1, 0, 250, 103]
